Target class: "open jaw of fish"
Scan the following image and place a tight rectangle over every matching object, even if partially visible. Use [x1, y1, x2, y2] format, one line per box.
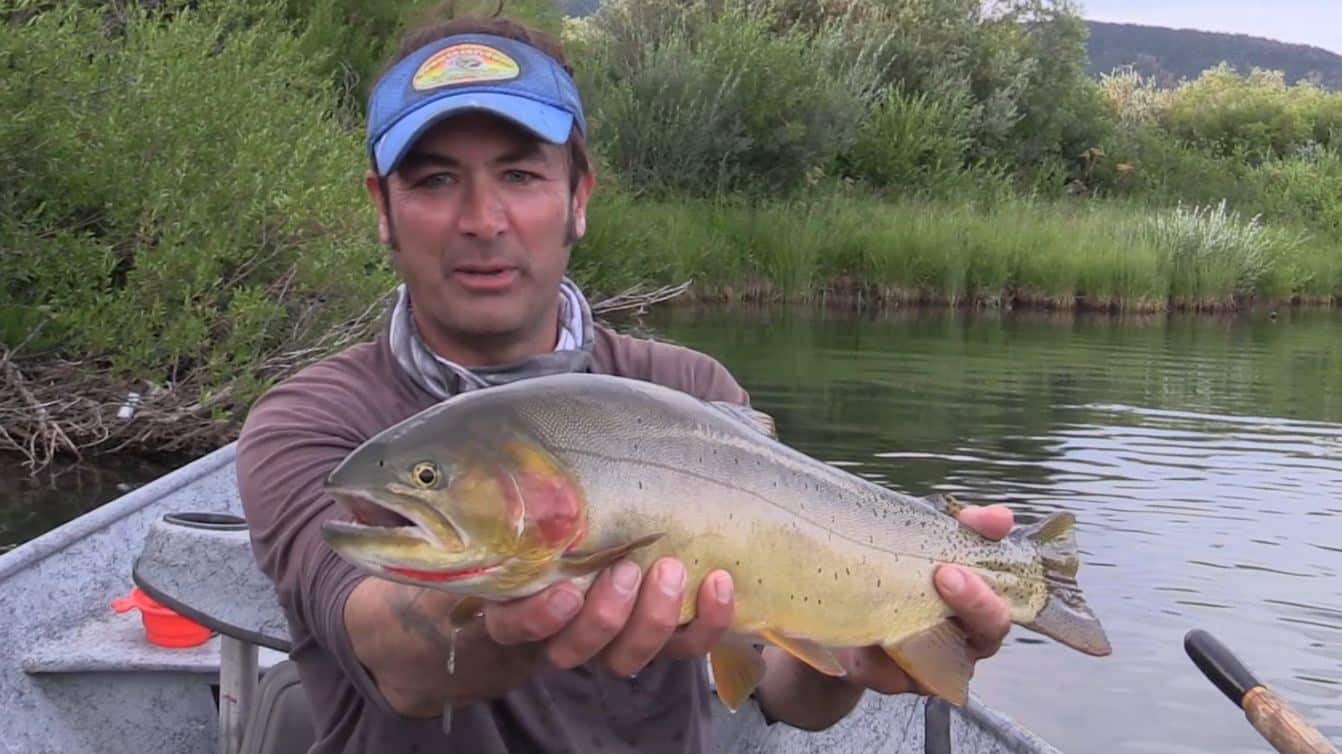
[321, 483, 511, 589]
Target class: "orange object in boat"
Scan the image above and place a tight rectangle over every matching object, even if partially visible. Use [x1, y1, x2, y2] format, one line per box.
[112, 586, 211, 648]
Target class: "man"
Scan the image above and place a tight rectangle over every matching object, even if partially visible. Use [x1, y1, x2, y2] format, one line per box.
[236, 13, 1015, 754]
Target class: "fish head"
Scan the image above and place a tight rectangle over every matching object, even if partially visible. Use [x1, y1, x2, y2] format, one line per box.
[320, 420, 586, 599]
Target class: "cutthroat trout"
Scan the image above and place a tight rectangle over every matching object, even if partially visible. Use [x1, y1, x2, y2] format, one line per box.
[321, 372, 1111, 709]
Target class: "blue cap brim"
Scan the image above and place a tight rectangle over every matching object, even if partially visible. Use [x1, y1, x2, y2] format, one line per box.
[372, 92, 575, 176]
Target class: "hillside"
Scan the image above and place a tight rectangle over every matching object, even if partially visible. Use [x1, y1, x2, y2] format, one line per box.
[1086, 20, 1342, 90]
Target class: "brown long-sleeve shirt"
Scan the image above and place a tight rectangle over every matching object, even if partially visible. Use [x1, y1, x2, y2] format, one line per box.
[236, 324, 751, 753]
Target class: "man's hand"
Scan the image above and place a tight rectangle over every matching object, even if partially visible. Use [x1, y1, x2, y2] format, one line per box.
[834, 504, 1014, 695]
[754, 504, 1015, 730]
[483, 557, 736, 678]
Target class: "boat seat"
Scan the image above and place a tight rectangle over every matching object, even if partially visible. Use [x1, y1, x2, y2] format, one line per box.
[240, 660, 316, 754]
[129, 511, 303, 754]
[131, 512, 293, 653]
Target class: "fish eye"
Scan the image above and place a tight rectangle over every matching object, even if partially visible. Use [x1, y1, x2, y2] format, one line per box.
[411, 462, 440, 488]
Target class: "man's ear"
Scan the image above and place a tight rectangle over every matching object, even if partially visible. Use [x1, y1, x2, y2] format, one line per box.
[570, 169, 596, 241]
[364, 169, 391, 246]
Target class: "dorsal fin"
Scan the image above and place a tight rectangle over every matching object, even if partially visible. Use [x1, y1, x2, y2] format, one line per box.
[710, 401, 777, 438]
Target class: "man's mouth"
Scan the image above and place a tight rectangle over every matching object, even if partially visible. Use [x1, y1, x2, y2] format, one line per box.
[453, 264, 520, 292]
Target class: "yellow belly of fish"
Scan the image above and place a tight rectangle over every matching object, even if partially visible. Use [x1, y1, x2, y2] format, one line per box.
[612, 514, 954, 649]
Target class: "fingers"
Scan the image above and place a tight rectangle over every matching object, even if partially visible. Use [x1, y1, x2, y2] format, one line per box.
[934, 565, 1011, 658]
[483, 581, 585, 646]
[600, 559, 688, 676]
[544, 559, 645, 669]
[662, 570, 734, 659]
[957, 504, 1014, 541]
[484, 559, 735, 678]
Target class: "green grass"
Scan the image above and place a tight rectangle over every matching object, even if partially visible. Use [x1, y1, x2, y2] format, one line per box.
[576, 191, 1341, 312]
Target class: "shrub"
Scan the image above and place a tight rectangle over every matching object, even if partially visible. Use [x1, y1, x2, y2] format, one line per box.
[0, 1, 388, 391]
[1138, 199, 1300, 299]
[578, 0, 888, 196]
[840, 84, 975, 196]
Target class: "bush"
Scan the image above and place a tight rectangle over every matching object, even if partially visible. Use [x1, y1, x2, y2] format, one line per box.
[0, 1, 389, 392]
[840, 84, 975, 196]
[1160, 65, 1342, 159]
[577, 0, 888, 196]
[1138, 199, 1307, 300]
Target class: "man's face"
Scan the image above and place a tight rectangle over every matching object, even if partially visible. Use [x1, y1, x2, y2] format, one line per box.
[367, 111, 593, 360]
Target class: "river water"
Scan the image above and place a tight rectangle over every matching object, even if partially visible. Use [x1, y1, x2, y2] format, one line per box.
[637, 305, 1342, 754]
[2, 305, 1339, 752]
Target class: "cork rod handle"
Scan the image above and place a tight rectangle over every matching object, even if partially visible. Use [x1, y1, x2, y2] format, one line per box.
[1185, 629, 1339, 754]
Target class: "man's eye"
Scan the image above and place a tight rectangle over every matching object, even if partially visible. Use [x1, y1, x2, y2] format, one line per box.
[504, 170, 537, 183]
[419, 173, 454, 187]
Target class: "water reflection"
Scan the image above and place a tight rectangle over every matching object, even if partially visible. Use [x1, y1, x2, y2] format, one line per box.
[0, 454, 180, 551]
[642, 306, 1342, 754]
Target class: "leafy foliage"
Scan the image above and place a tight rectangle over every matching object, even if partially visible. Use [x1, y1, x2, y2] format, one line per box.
[0, 0, 390, 392]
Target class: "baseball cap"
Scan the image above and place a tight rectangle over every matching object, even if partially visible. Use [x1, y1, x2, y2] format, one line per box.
[366, 32, 588, 176]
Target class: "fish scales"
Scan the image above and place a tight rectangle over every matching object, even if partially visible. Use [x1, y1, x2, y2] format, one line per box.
[503, 376, 1046, 647]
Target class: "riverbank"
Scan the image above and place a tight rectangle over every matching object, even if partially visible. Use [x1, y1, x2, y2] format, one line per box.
[4, 190, 1340, 473]
[580, 192, 1341, 312]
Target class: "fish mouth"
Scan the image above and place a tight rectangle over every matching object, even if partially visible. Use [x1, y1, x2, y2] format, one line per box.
[326, 484, 467, 552]
[321, 490, 506, 585]
[323, 516, 505, 585]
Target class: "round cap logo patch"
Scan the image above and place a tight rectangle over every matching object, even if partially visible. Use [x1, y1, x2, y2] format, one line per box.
[413, 44, 520, 90]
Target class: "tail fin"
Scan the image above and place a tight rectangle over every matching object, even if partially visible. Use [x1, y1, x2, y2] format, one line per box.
[1013, 512, 1112, 656]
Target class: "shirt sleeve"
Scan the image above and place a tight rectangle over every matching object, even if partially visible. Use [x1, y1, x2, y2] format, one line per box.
[234, 374, 401, 715]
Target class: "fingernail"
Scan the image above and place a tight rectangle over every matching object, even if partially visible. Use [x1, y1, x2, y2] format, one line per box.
[612, 560, 641, 595]
[939, 567, 966, 595]
[713, 572, 733, 605]
[658, 560, 686, 597]
[548, 589, 581, 620]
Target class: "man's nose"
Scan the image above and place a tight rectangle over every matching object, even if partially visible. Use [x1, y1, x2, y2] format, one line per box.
[456, 181, 506, 238]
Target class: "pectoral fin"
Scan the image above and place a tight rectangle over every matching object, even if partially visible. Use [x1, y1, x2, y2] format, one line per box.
[709, 636, 767, 712]
[558, 533, 663, 578]
[882, 620, 975, 706]
[759, 628, 846, 677]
